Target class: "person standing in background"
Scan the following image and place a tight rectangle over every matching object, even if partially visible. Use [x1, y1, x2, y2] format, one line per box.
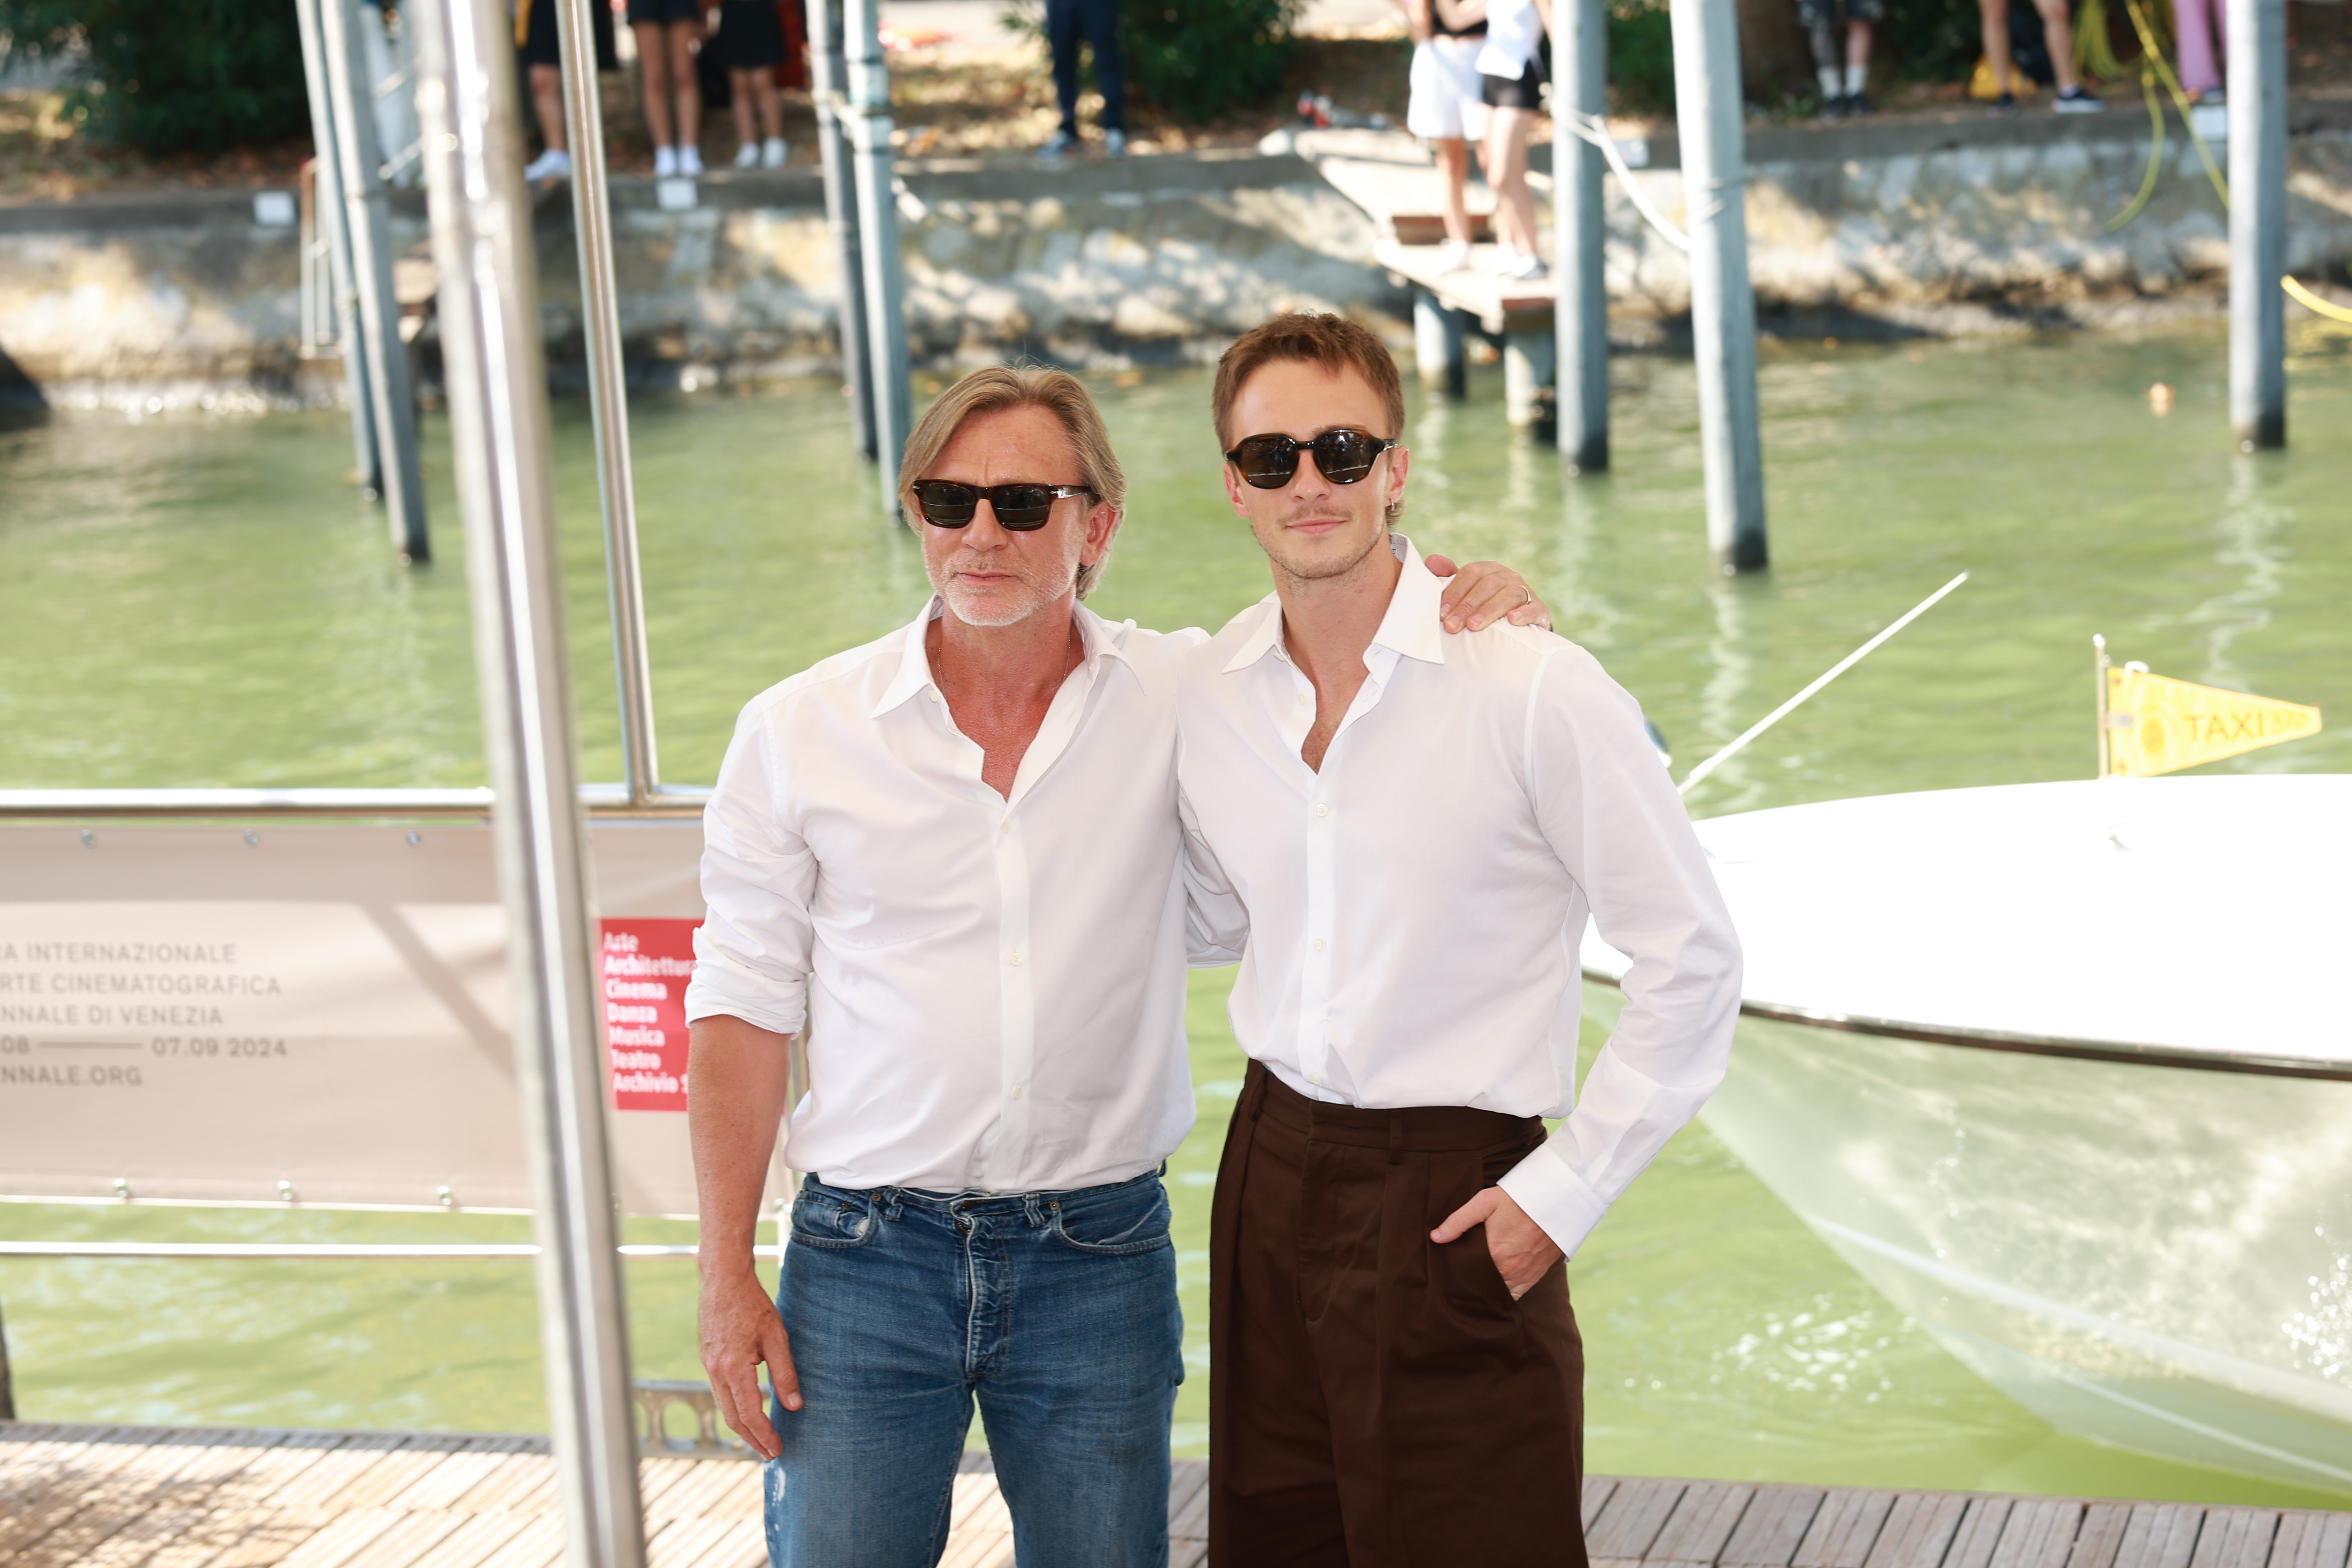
[1800, 0, 1879, 117]
[1040, 0, 1128, 160]
[1975, 0, 2105, 113]
[633, 0, 707, 176]
[715, 0, 790, 167]
[1396, 0, 1487, 275]
[518, 0, 620, 182]
[2173, 0, 2225, 101]
[1474, 0, 1549, 281]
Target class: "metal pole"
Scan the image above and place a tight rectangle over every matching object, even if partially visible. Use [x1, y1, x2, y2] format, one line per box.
[808, 0, 876, 462]
[1555, 0, 1609, 474]
[321, 0, 432, 563]
[554, 0, 661, 806]
[2226, 0, 2286, 451]
[1670, 0, 1768, 573]
[293, 0, 381, 496]
[844, 0, 913, 517]
[2093, 633, 2112, 779]
[406, 2, 646, 1565]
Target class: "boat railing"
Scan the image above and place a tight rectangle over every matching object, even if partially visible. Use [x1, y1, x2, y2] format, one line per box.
[0, 786, 710, 820]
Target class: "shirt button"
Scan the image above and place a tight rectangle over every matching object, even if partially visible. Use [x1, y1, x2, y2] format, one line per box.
[1009, 952, 1023, 966]
[1313, 804, 1330, 818]
[1012, 1086, 1024, 1101]
[1309, 1073, 1325, 1087]
[1311, 937, 1327, 953]
[999, 821, 1011, 834]
[1295, 692, 1309, 705]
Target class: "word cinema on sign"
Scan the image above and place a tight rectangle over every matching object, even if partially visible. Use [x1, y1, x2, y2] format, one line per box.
[601, 919, 697, 1112]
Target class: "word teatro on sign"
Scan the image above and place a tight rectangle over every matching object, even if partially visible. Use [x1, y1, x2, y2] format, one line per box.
[600, 919, 699, 1112]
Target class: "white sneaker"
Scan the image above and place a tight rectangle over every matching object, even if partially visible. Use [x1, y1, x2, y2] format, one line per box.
[653, 145, 679, 178]
[1433, 238, 1471, 274]
[1482, 244, 1523, 275]
[762, 136, 787, 169]
[734, 141, 760, 169]
[1501, 250, 1549, 281]
[678, 145, 705, 176]
[522, 147, 572, 181]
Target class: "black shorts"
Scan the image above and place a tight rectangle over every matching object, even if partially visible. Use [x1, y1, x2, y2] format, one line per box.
[626, 0, 703, 25]
[1481, 56, 1546, 110]
[520, 0, 619, 69]
[712, 0, 785, 69]
[1797, 0, 1886, 26]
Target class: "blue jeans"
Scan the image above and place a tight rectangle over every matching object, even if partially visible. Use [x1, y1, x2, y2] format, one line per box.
[764, 1169, 1183, 1568]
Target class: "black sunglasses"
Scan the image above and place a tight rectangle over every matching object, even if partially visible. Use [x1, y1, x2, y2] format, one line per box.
[910, 480, 1095, 531]
[1224, 429, 1399, 489]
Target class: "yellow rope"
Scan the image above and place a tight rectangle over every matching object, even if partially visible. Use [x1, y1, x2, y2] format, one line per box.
[2284, 276, 2352, 323]
[2106, 69, 2167, 231]
[2119, 0, 2229, 204]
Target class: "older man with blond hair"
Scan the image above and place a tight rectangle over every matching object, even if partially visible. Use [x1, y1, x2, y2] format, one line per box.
[684, 364, 1547, 1566]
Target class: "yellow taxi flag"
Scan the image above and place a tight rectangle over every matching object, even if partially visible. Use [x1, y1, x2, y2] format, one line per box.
[2105, 666, 2322, 777]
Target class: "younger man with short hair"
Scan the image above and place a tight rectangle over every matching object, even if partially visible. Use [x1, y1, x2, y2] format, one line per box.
[1178, 313, 1743, 1564]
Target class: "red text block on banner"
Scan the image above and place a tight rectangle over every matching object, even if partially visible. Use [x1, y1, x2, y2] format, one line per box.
[600, 918, 698, 1112]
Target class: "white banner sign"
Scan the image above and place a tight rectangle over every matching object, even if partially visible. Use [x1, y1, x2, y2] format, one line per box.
[0, 819, 764, 1216]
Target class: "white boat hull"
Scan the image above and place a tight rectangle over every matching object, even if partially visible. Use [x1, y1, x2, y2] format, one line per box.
[1583, 980, 2352, 1489]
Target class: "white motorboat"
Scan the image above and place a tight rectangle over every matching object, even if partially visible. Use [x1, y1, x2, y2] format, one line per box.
[1582, 774, 2352, 1491]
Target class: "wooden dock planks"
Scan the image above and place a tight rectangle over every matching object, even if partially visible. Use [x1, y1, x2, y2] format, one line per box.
[3, 1422, 2349, 1568]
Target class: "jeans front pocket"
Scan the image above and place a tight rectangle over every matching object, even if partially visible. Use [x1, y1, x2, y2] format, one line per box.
[1047, 1175, 1174, 1257]
[788, 1186, 877, 1251]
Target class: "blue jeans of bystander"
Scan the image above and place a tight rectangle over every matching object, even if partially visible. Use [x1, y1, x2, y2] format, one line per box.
[763, 1168, 1183, 1568]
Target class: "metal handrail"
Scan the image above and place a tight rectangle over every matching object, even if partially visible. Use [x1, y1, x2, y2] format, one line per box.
[0, 1242, 781, 1259]
[0, 785, 710, 820]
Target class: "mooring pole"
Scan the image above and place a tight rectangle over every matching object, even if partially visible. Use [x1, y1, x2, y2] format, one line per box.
[553, 0, 660, 805]
[1555, 0, 1610, 474]
[321, 0, 431, 563]
[292, 0, 381, 497]
[808, 0, 876, 462]
[407, 1, 646, 1565]
[1413, 289, 1467, 402]
[1670, 0, 1767, 572]
[843, 0, 913, 517]
[2226, 0, 2287, 451]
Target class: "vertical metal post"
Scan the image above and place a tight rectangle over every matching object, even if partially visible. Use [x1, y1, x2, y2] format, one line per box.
[1670, 0, 1767, 573]
[293, 0, 381, 496]
[1555, 0, 1609, 474]
[407, 3, 646, 1567]
[554, 0, 661, 805]
[2227, 0, 2286, 452]
[322, 0, 432, 563]
[2093, 634, 2112, 779]
[0, 1297, 16, 1421]
[844, 0, 913, 516]
[1413, 289, 1466, 401]
[808, 0, 876, 462]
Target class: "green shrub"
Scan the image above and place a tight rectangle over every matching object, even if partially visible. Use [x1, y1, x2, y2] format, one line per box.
[1882, 0, 1982, 84]
[1004, 0, 1303, 124]
[1119, 0, 1300, 123]
[0, 0, 310, 154]
[1607, 0, 1677, 112]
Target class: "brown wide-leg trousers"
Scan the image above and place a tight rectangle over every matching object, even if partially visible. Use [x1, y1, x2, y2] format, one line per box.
[1208, 1061, 1591, 1567]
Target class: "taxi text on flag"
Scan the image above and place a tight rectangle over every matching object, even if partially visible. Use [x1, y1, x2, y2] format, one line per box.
[2104, 665, 2322, 777]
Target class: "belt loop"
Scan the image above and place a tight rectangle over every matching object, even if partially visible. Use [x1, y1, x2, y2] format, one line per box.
[879, 1187, 904, 1222]
[1387, 1113, 1403, 1166]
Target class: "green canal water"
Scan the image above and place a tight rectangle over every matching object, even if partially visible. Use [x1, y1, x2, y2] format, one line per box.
[5, 320, 2352, 1507]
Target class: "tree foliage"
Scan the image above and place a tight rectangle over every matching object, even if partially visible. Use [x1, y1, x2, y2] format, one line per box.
[1118, 0, 1301, 124]
[0, 0, 311, 154]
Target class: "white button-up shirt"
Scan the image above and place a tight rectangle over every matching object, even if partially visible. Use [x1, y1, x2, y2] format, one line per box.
[684, 601, 1206, 1196]
[1175, 537, 1742, 1258]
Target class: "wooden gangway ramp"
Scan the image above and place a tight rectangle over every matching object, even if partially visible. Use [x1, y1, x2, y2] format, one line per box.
[6, 1422, 2351, 1568]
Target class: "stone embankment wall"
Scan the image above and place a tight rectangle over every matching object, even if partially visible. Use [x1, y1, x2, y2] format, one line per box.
[3, 104, 2349, 407]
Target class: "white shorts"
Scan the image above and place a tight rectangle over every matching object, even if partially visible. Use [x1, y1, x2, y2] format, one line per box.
[1406, 38, 1489, 143]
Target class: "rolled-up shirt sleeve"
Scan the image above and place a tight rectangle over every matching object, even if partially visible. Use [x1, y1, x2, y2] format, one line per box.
[1495, 645, 1743, 1259]
[684, 702, 818, 1038]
